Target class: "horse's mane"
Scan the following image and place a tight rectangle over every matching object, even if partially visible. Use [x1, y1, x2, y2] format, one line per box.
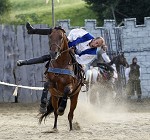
[54, 26, 66, 33]
[111, 55, 119, 65]
[110, 53, 124, 65]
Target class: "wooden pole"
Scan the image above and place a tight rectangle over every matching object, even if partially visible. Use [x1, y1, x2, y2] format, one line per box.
[52, 0, 55, 27]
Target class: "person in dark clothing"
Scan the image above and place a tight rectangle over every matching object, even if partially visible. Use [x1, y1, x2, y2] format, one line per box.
[125, 57, 142, 102]
[17, 23, 54, 113]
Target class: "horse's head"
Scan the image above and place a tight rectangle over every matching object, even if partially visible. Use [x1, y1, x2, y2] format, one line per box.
[48, 26, 68, 59]
[115, 52, 129, 68]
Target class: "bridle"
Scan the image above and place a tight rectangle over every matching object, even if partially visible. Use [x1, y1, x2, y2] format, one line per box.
[49, 28, 67, 58]
[49, 29, 75, 58]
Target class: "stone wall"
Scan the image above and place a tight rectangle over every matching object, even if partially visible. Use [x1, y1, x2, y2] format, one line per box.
[0, 18, 150, 103]
[58, 18, 150, 97]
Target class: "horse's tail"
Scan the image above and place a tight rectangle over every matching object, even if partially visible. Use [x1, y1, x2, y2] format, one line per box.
[39, 98, 62, 124]
[39, 100, 54, 124]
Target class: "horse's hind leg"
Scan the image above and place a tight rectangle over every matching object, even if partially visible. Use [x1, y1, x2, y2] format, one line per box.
[68, 93, 79, 131]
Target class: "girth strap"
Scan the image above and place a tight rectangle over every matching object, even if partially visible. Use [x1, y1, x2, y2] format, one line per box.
[48, 67, 75, 77]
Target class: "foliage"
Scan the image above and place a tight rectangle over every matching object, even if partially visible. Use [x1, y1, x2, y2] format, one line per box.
[83, 0, 150, 25]
[0, 0, 11, 22]
[0, 0, 97, 26]
[0, 0, 11, 15]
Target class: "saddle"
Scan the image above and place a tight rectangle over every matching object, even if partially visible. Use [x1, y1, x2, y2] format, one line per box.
[69, 51, 85, 85]
[97, 63, 114, 81]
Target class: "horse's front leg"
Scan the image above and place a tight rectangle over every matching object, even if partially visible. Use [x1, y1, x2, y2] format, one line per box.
[68, 92, 79, 131]
[51, 96, 59, 130]
[53, 111, 58, 129]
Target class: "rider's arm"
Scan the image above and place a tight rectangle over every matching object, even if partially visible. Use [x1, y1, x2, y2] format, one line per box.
[101, 52, 111, 63]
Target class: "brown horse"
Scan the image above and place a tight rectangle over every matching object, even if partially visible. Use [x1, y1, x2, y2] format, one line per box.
[39, 27, 83, 131]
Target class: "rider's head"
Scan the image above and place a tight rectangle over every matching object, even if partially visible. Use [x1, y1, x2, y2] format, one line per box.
[90, 37, 105, 48]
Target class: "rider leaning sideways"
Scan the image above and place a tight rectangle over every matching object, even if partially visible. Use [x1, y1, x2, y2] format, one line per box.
[17, 23, 114, 113]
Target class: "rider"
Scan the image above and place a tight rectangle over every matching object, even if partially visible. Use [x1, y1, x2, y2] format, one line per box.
[17, 23, 114, 113]
[91, 45, 117, 81]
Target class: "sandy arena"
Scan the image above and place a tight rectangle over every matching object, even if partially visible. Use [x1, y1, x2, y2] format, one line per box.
[0, 90, 150, 140]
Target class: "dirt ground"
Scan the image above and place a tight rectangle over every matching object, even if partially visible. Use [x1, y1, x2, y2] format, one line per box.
[0, 91, 150, 140]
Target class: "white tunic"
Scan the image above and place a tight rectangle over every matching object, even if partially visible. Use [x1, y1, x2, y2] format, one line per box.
[68, 28, 96, 64]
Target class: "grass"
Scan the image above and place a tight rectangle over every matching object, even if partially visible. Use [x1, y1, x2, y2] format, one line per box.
[1, 0, 98, 26]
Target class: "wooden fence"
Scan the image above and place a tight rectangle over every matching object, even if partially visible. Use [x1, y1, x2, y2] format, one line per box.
[0, 24, 50, 103]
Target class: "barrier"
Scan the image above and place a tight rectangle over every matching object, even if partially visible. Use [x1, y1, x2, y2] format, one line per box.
[0, 81, 44, 96]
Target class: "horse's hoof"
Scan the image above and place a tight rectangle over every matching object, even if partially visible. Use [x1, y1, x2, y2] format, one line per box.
[52, 128, 58, 133]
[57, 107, 64, 116]
[73, 122, 81, 130]
[43, 128, 58, 133]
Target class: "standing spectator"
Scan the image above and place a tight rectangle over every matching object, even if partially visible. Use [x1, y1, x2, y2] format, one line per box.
[125, 57, 142, 102]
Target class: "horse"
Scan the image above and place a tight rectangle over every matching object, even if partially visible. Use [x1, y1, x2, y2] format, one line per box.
[39, 27, 83, 131]
[85, 53, 128, 88]
[85, 52, 129, 102]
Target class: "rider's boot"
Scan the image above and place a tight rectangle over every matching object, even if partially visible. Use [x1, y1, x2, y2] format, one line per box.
[17, 54, 51, 66]
[39, 82, 50, 113]
[26, 22, 52, 35]
[57, 87, 69, 115]
[39, 89, 48, 114]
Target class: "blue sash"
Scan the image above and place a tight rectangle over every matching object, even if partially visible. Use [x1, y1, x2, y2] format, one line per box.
[68, 33, 94, 47]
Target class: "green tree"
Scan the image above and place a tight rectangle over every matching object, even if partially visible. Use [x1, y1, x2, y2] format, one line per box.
[84, 0, 150, 25]
[0, 0, 11, 23]
[0, 0, 11, 15]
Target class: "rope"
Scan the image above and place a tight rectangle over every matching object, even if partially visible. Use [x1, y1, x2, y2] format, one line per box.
[0, 81, 43, 90]
[0, 81, 44, 97]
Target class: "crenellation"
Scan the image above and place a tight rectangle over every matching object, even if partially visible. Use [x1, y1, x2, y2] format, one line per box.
[85, 19, 97, 29]
[144, 17, 150, 26]
[124, 18, 136, 28]
[104, 19, 116, 28]
[57, 19, 70, 30]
